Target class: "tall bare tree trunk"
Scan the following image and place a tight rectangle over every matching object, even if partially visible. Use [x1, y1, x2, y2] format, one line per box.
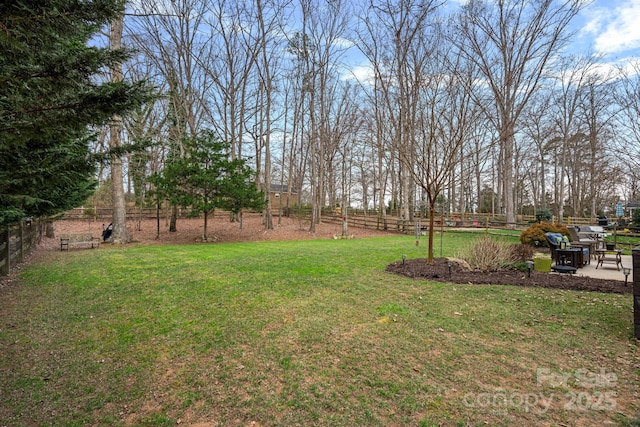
[256, 0, 277, 230]
[109, 13, 130, 243]
[503, 125, 515, 226]
[203, 210, 209, 240]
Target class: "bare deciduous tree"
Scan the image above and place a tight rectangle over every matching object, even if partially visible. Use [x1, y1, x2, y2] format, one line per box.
[612, 61, 640, 203]
[292, 0, 351, 232]
[549, 55, 600, 221]
[127, 0, 212, 231]
[410, 29, 479, 263]
[356, 0, 441, 227]
[455, 0, 583, 226]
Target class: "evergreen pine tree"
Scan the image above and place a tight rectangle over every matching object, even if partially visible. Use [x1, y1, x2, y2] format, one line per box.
[0, 0, 150, 227]
[148, 131, 264, 240]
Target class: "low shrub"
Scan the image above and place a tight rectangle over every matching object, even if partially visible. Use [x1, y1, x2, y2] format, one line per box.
[509, 243, 534, 262]
[458, 235, 512, 272]
[535, 209, 553, 223]
[511, 261, 529, 272]
[519, 222, 568, 247]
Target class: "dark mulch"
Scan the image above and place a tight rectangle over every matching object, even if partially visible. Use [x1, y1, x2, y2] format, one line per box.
[386, 257, 632, 295]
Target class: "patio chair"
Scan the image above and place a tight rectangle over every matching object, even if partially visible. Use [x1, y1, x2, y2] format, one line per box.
[544, 232, 588, 267]
[566, 226, 596, 260]
[545, 232, 566, 263]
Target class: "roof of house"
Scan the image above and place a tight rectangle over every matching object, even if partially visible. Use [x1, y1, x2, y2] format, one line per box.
[269, 184, 297, 194]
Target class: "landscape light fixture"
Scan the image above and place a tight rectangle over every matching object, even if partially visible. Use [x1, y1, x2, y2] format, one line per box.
[447, 260, 452, 278]
[526, 260, 534, 278]
[402, 254, 406, 265]
[623, 267, 631, 286]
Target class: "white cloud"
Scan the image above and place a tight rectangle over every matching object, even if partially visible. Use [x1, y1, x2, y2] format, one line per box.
[585, 0, 640, 55]
[347, 64, 375, 83]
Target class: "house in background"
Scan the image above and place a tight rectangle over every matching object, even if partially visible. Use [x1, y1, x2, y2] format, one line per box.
[626, 201, 640, 220]
[267, 184, 298, 213]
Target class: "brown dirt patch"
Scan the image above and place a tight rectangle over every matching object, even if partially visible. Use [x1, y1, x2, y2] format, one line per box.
[386, 257, 632, 295]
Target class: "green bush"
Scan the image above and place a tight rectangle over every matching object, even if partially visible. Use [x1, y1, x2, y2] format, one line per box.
[519, 222, 568, 247]
[511, 261, 529, 272]
[535, 209, 553, 223]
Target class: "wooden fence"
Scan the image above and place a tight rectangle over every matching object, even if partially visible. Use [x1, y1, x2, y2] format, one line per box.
[61, 205, 623, 234]
[1, 218, 46, 276]
[320, 214, 501, 235]
[62, 206, 168, 220]
[60, 206, 297, 221]
[2, 208, 631, 277]
[319, 212, 635, 236]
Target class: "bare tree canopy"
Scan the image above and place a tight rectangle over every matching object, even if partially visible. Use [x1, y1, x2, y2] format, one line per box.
[55, 0, 640, 234]
[454, 0, 585, 225]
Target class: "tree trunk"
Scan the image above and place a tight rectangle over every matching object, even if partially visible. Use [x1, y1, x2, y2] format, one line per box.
[46, 221, 55, 238]
[503, 124, 516, 227]
[170, 204, 177, 232]
[342, 210, 348, 237]
[110, 135, 129, 243]
[156, 203, 160, 239]
[203, 209, 208, 241]
[427, 199, 436, 264]
[109, 13, 130, 244]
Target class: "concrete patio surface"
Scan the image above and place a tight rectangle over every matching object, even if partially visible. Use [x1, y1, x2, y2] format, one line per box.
[571, 255, 632, 282]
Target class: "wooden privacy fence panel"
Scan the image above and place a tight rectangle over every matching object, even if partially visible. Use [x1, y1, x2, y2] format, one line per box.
[321, 212, 611, 234]
[0, 219, 45, 276]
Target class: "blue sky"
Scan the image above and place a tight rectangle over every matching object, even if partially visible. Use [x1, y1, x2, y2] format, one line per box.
[577, 0, 640, 62]
[443, 0, 640, 61]
[347, 0, 640, 82]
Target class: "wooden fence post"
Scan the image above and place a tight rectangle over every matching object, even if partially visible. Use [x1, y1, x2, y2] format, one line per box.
[18, 221, 24, 263]
[1, 227, 9, 275]
[632, 245, 640, 340]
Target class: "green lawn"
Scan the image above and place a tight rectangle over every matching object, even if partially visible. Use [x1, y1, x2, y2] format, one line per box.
[1, 233, 638, 426]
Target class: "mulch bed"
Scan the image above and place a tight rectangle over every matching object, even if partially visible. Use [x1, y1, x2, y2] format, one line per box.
[386, 257, 633, 295]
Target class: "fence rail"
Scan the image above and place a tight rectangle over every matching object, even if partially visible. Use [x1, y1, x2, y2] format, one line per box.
[61, 206, 621, 233]
[319, 212, 632, 236]
[60, 206, 302, 221]
[63, 206, 609, 227]
[1, 218, 46, 277]
[62, 206, 168, 220]
[319, 214, 518, 235]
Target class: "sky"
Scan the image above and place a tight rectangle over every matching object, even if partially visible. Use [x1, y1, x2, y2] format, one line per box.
[346, 0, 640, 82]
[444, 0, 640, 62]
[577, 0, 640, 62]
